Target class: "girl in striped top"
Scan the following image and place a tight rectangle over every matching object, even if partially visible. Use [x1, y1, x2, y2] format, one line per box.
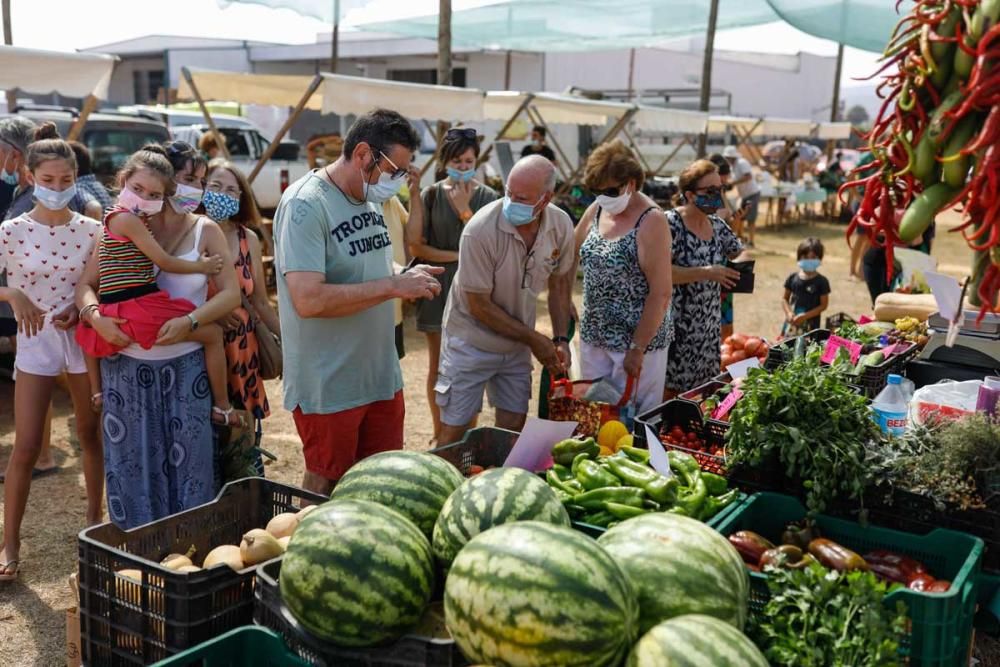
[75, 146, 245, 427]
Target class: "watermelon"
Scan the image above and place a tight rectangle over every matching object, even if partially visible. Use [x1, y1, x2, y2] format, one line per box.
[597, 513, 749, 633]
[627, 614, 769, 667]
[279, 499, 434, 647]
[445, 521, 639, 667]
[330, 450, 464, 538]
[432, 467, 570, 566]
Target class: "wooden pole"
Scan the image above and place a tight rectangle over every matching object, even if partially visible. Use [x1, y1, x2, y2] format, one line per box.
[437, 0, 452, 87]
[181, 67, 231, 161]
[2, 0, 15, 113]
[67, 95, 98, 141]
[504, 50, 512, 90]
[526, 106, 571, 181]
[556, 108, 637, 197]
[827, 42, 845, 160]
[622, 126, 653, 175]
[626, 48, 636, 102]
[650, 136, 691, 176]
[329, 0, 340, 73]
[696, 0, 720, 157]
[477, 93, 534, 167]
[249, 74, 323, 183]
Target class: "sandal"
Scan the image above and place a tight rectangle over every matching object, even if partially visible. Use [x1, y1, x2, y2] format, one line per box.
[90, 393, 103, 414]
[0, 558, 19, 582]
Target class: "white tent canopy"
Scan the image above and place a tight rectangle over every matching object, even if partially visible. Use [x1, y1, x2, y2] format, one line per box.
[484, 91, 633, 127]
[0, 45, 117, 100]
[708, 115, 816, 138]
[177, 68, 485, 122]
[633, 106, 708, 135]
[816, 121, 853, 140]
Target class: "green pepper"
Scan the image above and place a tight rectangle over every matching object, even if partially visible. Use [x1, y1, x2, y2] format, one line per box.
[573, 487, 646, 510]
[698, 488, 739, 520]
[619, 446, 650, 464]
[552, 437, 599, 466]
[606, 456, 679, 504]
[666, 506, 689, 517]
[604, 502, 649, 520]
[564, 503, 586, 517]
[551, 463, 573, 481]
[546, 469, 583, 495]
[673, 477, 707, 517]
[576, 459, 620, 490]
[553, 488, 574, 504]
[667, 450, 701, 486]
[701, 472, 729, 496]
[645, 476, 679, 505]
[580, 510, 615, 527]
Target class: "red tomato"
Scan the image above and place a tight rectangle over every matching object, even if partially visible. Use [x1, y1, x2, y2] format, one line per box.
[907, 574, 936, 592]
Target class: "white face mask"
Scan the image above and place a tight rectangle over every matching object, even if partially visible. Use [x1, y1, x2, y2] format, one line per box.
[595, 185, 632, 215]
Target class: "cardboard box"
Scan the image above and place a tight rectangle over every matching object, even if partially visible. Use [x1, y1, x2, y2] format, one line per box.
[66, 607, 81, 667]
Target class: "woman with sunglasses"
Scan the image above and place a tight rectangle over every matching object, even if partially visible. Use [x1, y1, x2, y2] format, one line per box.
[665, 159, 743, 397]
[406, 127, 497, 444]
[572, 141, 673, 411]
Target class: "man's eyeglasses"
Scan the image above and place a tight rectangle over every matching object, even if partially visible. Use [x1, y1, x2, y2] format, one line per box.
[446, 128, 478, 142]
[521, 250, 536, 290]
[378, 150, 407, 179]
[206, 181, 241, 198]
[591, 184, 627, 198]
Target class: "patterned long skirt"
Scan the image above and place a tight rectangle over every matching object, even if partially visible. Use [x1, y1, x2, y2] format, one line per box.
[100, 350, 217, 529]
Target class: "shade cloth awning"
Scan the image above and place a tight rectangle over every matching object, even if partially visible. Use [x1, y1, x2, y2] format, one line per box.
[0, 45, 117, 99]
[177, 70, 323, 109]
[707, 115, 815, 138]
[633, 106, 708, 135]
[816, 121, 853, 140]
[484, 91, 634, 126]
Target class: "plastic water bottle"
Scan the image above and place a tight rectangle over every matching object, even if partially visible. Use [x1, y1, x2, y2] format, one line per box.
[872, 374, 909, 436]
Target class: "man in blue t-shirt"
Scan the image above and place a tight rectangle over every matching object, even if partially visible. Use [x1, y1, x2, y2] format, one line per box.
[274, 108, 444, 495]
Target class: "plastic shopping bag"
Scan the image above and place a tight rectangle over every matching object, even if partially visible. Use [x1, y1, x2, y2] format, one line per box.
[910, 379, 983, 426]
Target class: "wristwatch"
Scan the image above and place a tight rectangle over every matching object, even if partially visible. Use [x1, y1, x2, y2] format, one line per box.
[552, 336, 570, 344]
[187, 313, 200, 331]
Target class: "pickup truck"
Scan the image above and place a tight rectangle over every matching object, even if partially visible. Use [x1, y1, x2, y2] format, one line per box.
[163, 114, 309, 211]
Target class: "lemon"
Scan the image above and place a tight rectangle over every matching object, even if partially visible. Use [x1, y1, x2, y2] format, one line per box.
[598, 420, 629, 451]
[615, 434, 634, 451]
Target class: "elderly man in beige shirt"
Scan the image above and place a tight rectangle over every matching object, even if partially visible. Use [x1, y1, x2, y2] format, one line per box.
[435, 155, 574, 445]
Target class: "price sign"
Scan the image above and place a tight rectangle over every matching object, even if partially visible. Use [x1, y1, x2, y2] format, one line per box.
[711, 388, 743, 420]
[820, 335, 863, 365]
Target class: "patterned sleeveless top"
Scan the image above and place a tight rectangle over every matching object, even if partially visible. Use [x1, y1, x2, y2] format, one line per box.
[98, 206, 158, 303]
[580, 206, 672, 353]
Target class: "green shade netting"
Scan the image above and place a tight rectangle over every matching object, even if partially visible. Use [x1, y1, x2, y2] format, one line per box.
[347, 0, 900, 54]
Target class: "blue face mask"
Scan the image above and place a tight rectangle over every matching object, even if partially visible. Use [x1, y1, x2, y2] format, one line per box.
[203, 190, 240, 222]
[798, 258, 822, 272]
[446, 166, 475, 183]
[502, 195, 541, 226]
[1, 167, 18, 186]
[34, 183, 77, 211]
[694, 193, 724, 213]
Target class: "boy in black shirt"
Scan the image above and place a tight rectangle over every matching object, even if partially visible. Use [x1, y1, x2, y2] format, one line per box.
[782, 237, 831, 336]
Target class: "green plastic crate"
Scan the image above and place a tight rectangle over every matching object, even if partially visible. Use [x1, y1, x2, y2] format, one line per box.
[150, 626, 309, 667]
[715, 492, 984, 667]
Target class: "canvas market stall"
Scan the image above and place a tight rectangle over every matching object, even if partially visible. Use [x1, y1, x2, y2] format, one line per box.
[177, 67, 486, 182]
[629, 105, 709, 177]
[0, 45, 118, 140]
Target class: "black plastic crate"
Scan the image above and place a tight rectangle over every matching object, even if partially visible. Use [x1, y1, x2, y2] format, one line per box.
[678, 380, 731, 442]
[78, 477, 327, 666]
[254, 559, 467, 667]
[428, 426, 519, 476]
[765, 328, 829, 369]
[633, 399, 727, 476]
[826, 312, 856, 330]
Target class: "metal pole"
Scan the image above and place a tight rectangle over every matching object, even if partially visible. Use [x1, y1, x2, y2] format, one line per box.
[696, 0, 720, 157]
[330, 0, 340, 73]
[3, 0, 15, 113]
[181, 67, 231, 161]
[249, 74, 323, 183]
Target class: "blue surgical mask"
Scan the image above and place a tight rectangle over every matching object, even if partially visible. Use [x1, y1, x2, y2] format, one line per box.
[694, 193, 724, 214]
[446, 166, 475, 183]
[34, 183, 77, 211]
[366, 171, 405, 203]
[798, 258, 822, 272]
[502, 195, 541, 226]
[1, 167, 18, 186]
[203, 190, 240, 222]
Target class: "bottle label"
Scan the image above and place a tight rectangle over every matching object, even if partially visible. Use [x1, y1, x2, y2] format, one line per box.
[874, 408, 907, 436]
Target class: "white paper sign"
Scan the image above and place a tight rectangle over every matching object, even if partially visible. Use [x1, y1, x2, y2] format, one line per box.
[925, 271, 963, 322]
[503, 417, 579, 471]
[644, 424, 673, 478]
[726, 356, 761, 380]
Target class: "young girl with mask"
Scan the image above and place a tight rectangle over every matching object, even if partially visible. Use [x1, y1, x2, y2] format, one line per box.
[201, 161, 279, 449]
[665, 159, 744, 397]
[782, 237, 830, 337]
[573, 140, 673, 412]
[74, 146, 245, 429]
[0, 123, 104, 581]
[406, 127, 497, 443]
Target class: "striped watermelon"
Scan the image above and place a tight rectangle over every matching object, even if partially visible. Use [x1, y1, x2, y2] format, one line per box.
[279, 499, 434, 647]
[627, 614, 769, 667]
[432, 467, 570, 566]
[330, 450, 464, 538]
[445, 521, 639, 667]
[597, 513, 749, 633]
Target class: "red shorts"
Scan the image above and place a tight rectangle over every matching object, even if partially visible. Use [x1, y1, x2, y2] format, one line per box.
[75, 291, 196, 358]
[293, 390, 405, 481]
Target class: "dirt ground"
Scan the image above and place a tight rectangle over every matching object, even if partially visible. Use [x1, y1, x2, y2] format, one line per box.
[0, 208, 981, 666]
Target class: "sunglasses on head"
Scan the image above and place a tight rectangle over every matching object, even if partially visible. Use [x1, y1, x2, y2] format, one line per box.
[446, 128, 478, 142]
[591, 184, 628, 198]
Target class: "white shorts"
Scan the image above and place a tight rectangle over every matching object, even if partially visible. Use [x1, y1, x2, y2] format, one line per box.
[579, 340, 669, 414]
[14, 325, 88, 377]
[435, 334, 533, 427]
